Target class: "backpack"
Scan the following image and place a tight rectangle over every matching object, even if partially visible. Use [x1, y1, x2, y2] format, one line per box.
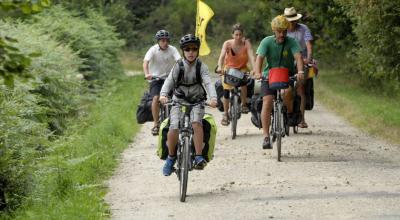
[174, 59, 207, 103]
[157, 114, 217, 162]
[136, 92, 153, 124]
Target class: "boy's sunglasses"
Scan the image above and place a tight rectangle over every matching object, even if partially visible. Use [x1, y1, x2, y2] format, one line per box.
[183, 47, 199, 52]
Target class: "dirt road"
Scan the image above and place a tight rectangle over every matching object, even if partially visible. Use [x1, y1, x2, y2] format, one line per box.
[105, 102, 400, 219]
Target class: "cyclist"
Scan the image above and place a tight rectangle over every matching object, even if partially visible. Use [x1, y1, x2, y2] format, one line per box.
[284, 7, 314, 128]
[143, 30, 181, 135]
[216, 23, 256, 126]
[254, 15, 304, 149]
[159, 34, 218, 176]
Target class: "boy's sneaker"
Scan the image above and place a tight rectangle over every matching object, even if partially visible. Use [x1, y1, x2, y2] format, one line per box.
[262, 137, 272, 149]
[162, 156, 176, 176]
[194, 155, 207, 170]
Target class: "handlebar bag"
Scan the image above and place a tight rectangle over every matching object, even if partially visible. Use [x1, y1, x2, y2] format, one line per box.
[224, 68, 244, 87]
[268, 67, 289, 90]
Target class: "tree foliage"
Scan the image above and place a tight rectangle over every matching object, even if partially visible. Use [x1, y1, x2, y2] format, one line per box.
[0, 0, 50, 86]
[335, 0, 400, 92]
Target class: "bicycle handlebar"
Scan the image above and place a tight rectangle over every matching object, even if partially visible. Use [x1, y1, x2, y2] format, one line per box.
[144, 76, 164, 81]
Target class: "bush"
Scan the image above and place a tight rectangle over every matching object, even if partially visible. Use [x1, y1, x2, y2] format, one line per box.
[31, 6, 125, 81]
[336, 0, 400, 94]
[0, 17, 84, 210]
[0, 86, 49, 211]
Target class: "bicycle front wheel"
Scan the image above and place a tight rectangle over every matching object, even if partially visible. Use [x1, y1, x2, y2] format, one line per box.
[275, 103, 283, 162]
[231, 95, 239, 139]
[179, 136, 190, 202]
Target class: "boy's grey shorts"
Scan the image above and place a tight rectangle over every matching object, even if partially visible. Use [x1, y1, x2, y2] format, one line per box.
[169, 104, 205, 130]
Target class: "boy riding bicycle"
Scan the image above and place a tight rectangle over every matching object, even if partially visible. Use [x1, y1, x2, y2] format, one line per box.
[159, 34, 217, 176]
[254, 15, 304, 149]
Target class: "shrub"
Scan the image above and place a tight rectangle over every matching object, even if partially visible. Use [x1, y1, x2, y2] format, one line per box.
[30, 6, 125, 82]
[0, 18, 83, 210]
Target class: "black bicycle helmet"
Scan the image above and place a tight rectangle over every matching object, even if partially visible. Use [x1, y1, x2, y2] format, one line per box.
[179, 34, 200, 49]
[155, 30, 170, 40]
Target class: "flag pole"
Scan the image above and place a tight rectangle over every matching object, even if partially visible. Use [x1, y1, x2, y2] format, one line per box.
[196, 0, 199, 36]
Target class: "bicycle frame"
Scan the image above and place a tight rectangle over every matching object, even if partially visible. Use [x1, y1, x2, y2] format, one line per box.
[173, 101, 204, 202]
[269, 75, 297, 161]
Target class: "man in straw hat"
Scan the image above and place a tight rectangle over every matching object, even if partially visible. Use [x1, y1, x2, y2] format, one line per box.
[284, 7, 314, 129]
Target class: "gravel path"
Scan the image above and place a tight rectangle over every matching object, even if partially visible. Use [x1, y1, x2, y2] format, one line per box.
[105, 102, 400, 220]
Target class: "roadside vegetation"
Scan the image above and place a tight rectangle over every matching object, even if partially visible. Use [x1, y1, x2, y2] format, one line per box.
[315, 71, 400, 144]
[6, 76, 145, 219]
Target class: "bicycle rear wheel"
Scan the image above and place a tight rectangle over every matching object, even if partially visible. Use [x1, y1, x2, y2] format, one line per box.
[179, 136, 190, 202]
[230, 95, 239, 139]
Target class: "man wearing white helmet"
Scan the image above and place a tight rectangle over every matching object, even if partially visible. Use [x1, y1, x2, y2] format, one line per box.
[143, 30, 181, 135]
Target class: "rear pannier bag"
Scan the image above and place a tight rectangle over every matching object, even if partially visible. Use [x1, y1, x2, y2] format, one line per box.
[136, 92, 153, 124]
[215, 79, 224, 112]
[305, 78, 314, 110]
[157, 113, 217, 162]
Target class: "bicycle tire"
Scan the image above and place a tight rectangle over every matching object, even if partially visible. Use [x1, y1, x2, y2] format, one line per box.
[293, 126, 298, 134]
[231, 95, 238, 139]
[179, 136, 190, 202]
[283, 106, 289, 136]
[276, 103, 282, 162]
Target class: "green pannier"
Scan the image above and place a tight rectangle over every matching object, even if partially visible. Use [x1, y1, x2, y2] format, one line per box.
[157, 113, 217, 162]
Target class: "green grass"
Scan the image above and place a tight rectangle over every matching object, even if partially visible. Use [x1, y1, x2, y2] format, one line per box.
[119, 50, 145, 71]
[315, 70, 400, 144]
[5, 75, 146, 220]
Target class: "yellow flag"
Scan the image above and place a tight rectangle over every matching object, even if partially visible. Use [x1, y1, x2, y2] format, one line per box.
[196, 0, 214, 56]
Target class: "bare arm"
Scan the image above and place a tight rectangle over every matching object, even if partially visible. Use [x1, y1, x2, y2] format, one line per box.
[306, 41, 313, 63]
[245, 39, 256, 72]
[143, 60, 151, 80]
[216, 41, 228, 73]
[294, 52, 304, 81]
[254, 55, 264, 80]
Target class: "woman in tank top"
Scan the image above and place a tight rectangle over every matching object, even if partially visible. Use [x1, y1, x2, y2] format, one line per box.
[216, 23, 256, 126]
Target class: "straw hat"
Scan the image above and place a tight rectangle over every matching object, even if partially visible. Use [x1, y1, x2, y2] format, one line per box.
[284, 7, 302, 21]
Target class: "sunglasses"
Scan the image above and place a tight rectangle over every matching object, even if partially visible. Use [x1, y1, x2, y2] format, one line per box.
[183, 47, 199, 52]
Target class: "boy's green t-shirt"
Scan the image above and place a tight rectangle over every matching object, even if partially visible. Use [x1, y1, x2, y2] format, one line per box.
[256, 36, 301, 77]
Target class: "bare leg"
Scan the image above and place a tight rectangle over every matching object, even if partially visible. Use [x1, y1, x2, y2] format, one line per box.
[167, 129, 179, 156]
[283, 87, 294, 113]
[192, 122, 204, 155]
[223, 97, 230, 116]
[297, 83, 306, 124]
[240, 85, 247, 106]
[152, 96, 160, 127]
[261, 95, 274, 138]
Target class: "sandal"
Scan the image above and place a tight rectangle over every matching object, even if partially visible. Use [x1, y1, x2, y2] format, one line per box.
[221, 114, 230, 126]
[298, 122, 308, 128]
[151, 125, 160, 135]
